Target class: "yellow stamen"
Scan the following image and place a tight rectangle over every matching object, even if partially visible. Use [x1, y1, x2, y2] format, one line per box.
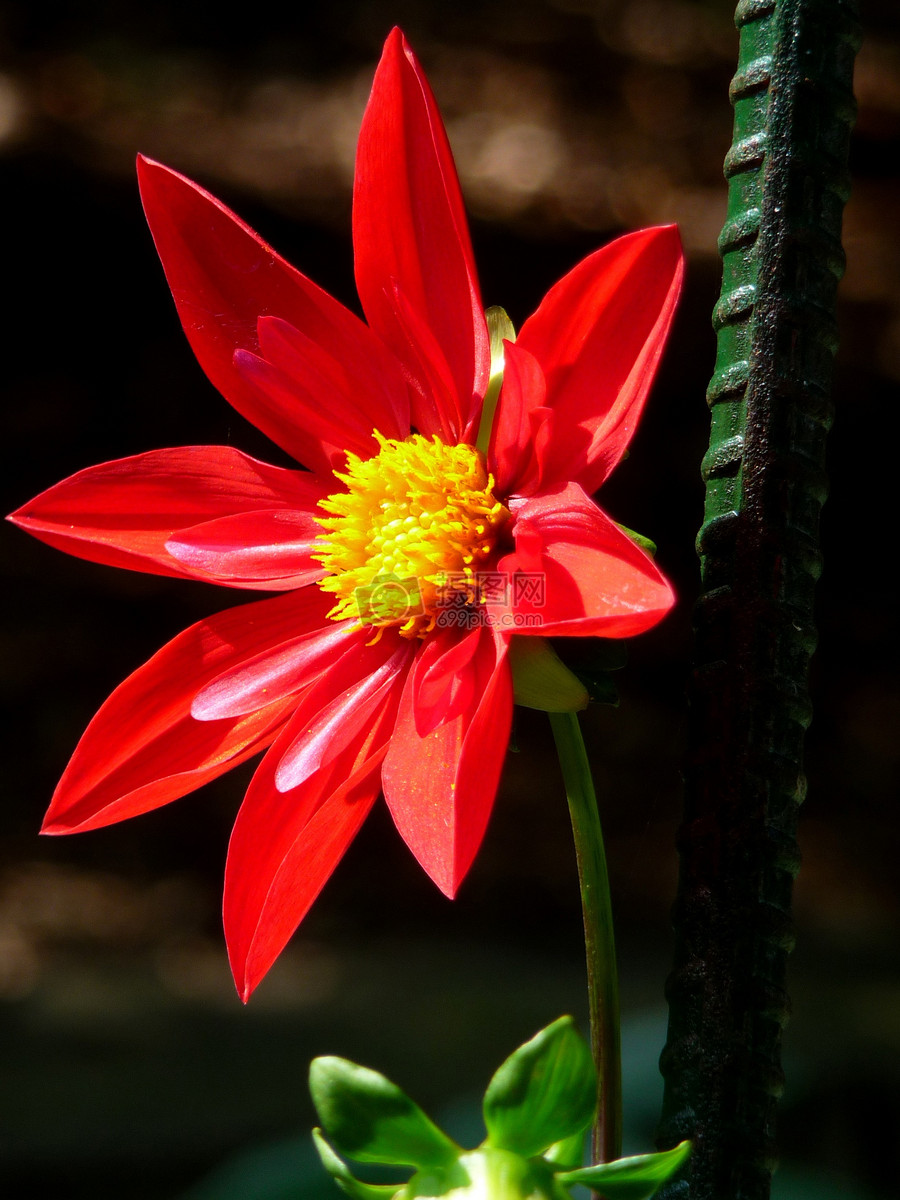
[313, 431, 510, 638]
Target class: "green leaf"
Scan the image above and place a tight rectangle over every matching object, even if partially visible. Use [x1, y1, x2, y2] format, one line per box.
[556, 1140, 691, 1198]
[483, 1017, 596, 1157]
[542, 1130, 586, 1171]
[312, 1129, 403, 1200]
[310, 1058, 459, 1169]
[509, 637, 589, 713]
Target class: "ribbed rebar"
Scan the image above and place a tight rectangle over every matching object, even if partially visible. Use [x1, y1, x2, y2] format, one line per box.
[656, 2, 860, 1197]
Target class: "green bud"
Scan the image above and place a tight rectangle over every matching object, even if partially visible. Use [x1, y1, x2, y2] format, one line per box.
[400, 1148, 567, 1200]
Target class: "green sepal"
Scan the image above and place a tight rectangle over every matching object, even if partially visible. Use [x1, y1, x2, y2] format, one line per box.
[542, 1130, 586, 1171]
[556, 1140, 691, 1198]
[476, 306, 516, 455]
[483, 1017, 596, 1158]
[312, 1128, 404, 1200]
[615, 524, 657, 558]
[310, 1057, 460, 1169]
[509, 637, 589, 713]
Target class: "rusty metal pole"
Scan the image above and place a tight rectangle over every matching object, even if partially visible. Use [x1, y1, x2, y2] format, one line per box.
[656, 1, 861, 1197]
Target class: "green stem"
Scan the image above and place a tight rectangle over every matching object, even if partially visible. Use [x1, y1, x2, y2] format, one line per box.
[549, 710, 621, 1166]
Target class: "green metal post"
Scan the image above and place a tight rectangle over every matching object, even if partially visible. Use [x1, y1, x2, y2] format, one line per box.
[657, 2, 860, 1197]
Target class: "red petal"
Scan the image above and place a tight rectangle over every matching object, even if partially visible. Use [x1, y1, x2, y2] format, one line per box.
[274, 633, 414, 791]
[410, 624, 482, 736]
[516, 226, 683, 494]
[258, 316, 406, 440]
[487, 341, 552, 497]
[40, 591, 326, 835]
[136, 156, 411, 465]
[230, 352, 340, 476]
[353, 29, 489, 439]
[9, 446, 328, 588]
[166, 508, 324, 589]
[190, 603, 355, 721]
[232, 314, 403, 468]
[382, 283, 465, 441]
[499, 483, 675, 637]
[224, 674, 406, 1000]
[381, 624, 512, 897]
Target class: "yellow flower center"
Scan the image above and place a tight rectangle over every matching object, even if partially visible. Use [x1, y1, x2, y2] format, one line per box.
[313, 432, 510, 638]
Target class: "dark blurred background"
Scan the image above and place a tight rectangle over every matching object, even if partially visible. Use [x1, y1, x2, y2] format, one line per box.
[1, 2, 898, 1198]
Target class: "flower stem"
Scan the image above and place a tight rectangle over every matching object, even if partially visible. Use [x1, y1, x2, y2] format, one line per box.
[549, 710, 622, 1166]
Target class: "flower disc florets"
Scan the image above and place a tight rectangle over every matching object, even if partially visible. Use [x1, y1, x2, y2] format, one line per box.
[313, 431, 510, 638]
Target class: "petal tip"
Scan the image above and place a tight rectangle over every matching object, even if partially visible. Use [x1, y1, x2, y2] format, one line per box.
[135, 152, 164, 183]
[651, 222, 685, 264]
[384, 26, 412, 58]
[40, 809, 78, 835]
[227, 942, 255, 1004]
[427, 856, 463, 900]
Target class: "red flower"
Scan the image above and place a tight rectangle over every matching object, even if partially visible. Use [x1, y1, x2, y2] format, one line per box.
[10, 29, 682, 999]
